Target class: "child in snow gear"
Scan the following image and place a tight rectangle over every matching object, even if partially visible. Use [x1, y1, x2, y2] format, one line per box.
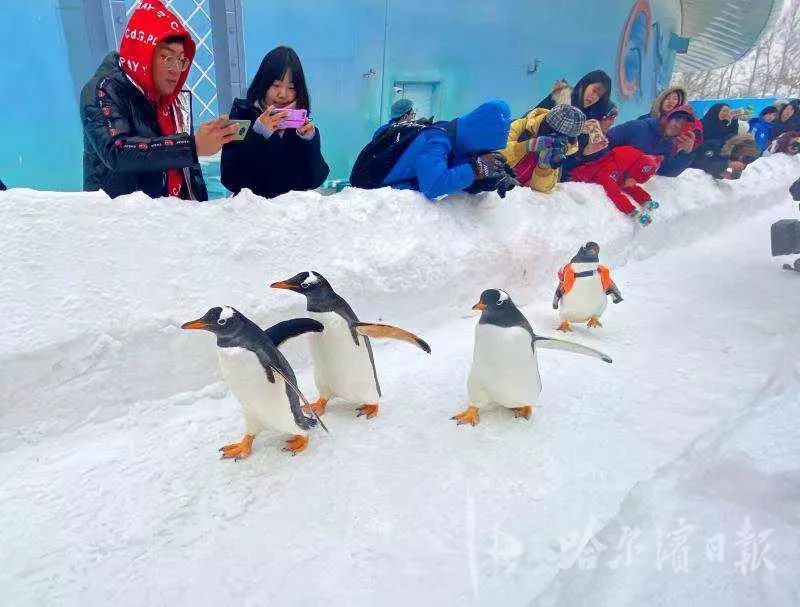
[354, 100, 511, 200]
[569, 146, 662, 226]
[502, 104, 586, 193]
[553, 242, 623, 331]
[748, 106, 778, 153]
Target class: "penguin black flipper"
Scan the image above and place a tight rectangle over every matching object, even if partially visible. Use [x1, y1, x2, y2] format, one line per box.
[532, 336, 613, 363]
[264, 318, 324, 347]
[251, 343, 330, 433]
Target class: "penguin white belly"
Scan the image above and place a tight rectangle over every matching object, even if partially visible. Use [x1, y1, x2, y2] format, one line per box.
[560, 276, 608, 322]
[217, 347, 303, 436]
[468, 324, 541, 408]
[308, 311, 380, 403]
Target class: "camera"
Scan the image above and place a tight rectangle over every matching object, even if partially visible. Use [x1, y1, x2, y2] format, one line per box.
[770, 178, 800, 269]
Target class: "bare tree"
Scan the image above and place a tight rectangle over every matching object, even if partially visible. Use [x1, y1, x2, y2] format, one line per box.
[672, 0, 800, 100]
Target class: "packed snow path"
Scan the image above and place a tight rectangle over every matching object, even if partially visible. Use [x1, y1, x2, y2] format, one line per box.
[1, 158, 798, 606]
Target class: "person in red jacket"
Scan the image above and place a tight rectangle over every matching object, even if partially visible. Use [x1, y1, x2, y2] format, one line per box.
[81, 0, 237, 199]
[570, 146, 663, 226]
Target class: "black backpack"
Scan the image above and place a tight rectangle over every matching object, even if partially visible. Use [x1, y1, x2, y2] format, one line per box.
[350, 119, 448, 189]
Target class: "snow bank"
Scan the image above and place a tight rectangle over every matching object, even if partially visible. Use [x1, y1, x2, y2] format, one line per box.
[531, 327, 800, 607]
[1, 155, 798, 448]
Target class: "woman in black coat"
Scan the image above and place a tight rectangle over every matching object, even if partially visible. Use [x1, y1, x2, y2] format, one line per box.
[692, 103, 740, 178]
[221, 46, 329, 198]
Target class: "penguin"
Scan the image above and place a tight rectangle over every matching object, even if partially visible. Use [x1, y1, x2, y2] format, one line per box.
[182, 306, 326, 458]
[452, 289, 612, 426]
[552, 241, 623, 332]
[270, 271, 431, 419]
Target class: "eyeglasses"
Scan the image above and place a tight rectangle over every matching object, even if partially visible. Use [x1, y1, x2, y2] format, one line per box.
[159, 54, 191, 72]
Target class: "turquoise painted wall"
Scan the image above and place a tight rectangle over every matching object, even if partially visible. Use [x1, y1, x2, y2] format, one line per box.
[0, 0, 682, 192]
[0, 3, 85, 191]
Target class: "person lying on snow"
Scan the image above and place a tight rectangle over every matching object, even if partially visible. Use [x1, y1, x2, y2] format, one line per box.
[502, 104, 586, 193]
[715, 135, 760, 180]
[570, 146, 662, 226]
[561, 99, 619, 181]
[606, 105, 702, 177]
[748, 106, 779, 153]
[766, 130, 800, 157]
[352, 100, 516, 200]
[220, 46, 330, 199]
[80, 0, 238, 200]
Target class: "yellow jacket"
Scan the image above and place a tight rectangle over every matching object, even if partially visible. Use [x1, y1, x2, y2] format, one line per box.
[501, 108, 578, 193]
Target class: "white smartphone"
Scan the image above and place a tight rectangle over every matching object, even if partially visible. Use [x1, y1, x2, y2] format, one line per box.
[226, 119, 252, 141]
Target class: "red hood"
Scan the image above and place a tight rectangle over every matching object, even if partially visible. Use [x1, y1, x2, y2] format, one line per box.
[627, 153, 663, 183]
[118, 1, 195, 107]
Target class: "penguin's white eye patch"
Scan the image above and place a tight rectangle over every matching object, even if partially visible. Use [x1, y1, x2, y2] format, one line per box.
[219, 306, 235, 323]
[301, 272, 319, 288]
[496, 290, 509, 304]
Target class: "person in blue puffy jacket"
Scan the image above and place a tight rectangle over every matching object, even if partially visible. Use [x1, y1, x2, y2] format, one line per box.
[748, 106, 778, 153]
[382, 100, 511, 200]
[606, 105, 699, 177]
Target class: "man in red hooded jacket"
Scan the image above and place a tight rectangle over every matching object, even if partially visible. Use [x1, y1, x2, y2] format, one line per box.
[81, 1, 238, 200]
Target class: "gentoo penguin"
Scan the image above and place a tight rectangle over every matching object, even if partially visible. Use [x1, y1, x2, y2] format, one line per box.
[182, 306, 326, 458]
[270, 271, 431, 419]
[452, 289, 612, 426]
[552, 242, 623, 332]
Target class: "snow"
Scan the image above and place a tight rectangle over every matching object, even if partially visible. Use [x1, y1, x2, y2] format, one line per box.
[1, 154, 799, 606]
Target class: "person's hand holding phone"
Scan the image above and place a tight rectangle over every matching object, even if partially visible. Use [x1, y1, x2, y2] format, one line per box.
[195, 115, 239, 156]
[259, 106, 290, 131]
[676, 131, 696, 153]
[297, 117, 316, 138]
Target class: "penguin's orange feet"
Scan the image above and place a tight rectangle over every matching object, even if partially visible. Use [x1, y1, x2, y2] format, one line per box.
[302, 397, 328, 416]
[219, 434, 255, 460]
[557, 321, 573, 332]
[510, 405, 533, 420]
[356, 403, 379, 419]
[451, 405, 480, 427]
[587, 317, 603, 328]
[282, 434, 309, 456]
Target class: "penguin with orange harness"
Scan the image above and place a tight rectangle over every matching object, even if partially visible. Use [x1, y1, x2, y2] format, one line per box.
[553, 242, 623, 332]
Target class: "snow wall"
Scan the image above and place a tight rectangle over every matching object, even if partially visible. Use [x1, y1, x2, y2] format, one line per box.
[1, 154, 799, 451]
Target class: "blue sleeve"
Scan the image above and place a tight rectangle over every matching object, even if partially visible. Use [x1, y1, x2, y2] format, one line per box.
[414, 136, 475, 199]
[607, 121, 640, 148]
[658, 151, 695, 177]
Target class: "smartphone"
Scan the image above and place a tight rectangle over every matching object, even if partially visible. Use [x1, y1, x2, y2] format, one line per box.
[226, 119, 252, 141]
[585, 119, 608, 145]
[271, 108, 308, 129]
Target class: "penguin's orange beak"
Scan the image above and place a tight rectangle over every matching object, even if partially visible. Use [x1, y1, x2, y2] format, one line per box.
[270, 280, 298, 291]
[181, 319, 210, 330]
[472, 301, 487, 311]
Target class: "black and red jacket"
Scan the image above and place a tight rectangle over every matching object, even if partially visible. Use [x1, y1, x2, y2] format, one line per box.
[80, 1, 207, 200]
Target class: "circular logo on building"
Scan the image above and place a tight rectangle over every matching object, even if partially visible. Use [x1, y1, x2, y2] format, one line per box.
[617, 0, 652, 98]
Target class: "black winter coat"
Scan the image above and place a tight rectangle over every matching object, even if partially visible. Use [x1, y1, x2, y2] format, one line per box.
[80, 52, 208, 200]
[220, 99, 329, 198]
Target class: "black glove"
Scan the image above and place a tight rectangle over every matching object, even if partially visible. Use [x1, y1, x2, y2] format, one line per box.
[471, 152, 505, 180]
[465, 160, 520, 198]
